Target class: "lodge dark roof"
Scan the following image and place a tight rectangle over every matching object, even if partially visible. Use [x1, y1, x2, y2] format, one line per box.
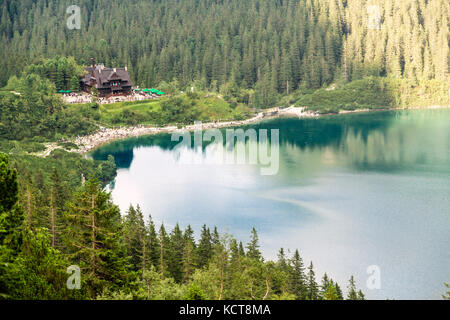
[82, 65, 133, 89]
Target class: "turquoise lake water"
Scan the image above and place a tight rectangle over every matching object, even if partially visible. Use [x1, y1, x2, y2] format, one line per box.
[91, 109, 450, 299]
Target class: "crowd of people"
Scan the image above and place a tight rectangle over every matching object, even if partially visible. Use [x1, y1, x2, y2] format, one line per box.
[96, 91, 160, 104]
[61, 92, 92, 104]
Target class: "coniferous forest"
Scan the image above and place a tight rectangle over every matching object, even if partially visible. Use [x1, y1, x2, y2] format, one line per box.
[0, 152, 366, 300]
[0, 0, 449, 302]
[0, 0, 448, 98]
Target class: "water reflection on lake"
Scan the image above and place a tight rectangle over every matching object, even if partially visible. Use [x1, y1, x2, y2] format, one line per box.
[91, 109, 450, 300]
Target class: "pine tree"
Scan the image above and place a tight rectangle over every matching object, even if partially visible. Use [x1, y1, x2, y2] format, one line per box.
[212, 226, 220, 247]
[277, 248, 288, 272]
[48, 168, 65, 249]
[322, 283, 339, 300]
[147, 215, 160, 269]
[288, 249, 306, 299]
[168, 223, 184, 282]
[335, 282, 344, 300]
[357, 289, 365, 300]
[64, 179, 128, 298]
[246, 227, 262, 261]
[123, 205, 146, 271]
[182, 239, 197, 283]
[158, 224, 169, 277]
[320, 273, 330, 299]
[0, 153, 23, 252]
[197, 224, 212, 268]
[306, 262, 319, 300]
[70, 75, 80, 91]
[346, 275, 358, 300]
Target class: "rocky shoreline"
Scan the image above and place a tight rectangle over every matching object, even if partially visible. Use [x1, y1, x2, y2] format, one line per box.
[74, 107, 315, 154]
[36, 105, 448, 157]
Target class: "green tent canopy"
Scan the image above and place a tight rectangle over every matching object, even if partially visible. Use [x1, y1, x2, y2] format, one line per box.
[150, 89, 164, 95]
[58, 90, 65, 93]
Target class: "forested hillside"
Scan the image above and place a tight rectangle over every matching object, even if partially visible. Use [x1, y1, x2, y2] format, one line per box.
[0, 153, 366, 300]
[0, 0, 449, 301]
[1, 0, 448, 99]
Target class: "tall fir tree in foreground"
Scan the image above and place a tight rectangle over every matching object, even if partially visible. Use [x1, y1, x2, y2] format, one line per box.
[64, 179, 128, 298]
[123, 205, 147, 272]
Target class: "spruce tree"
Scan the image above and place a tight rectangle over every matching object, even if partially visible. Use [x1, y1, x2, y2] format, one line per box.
[346, 275, 359, 300]
[288, 249, 307, 299]
[168, 223, 184, 282]
[123, 205, 146, 271]
[306, 262, 319, 300]
[197, 224, 212, 269]
[0, 153, 23, 252]
[246, 227, 262, 261]
[147, 215, 160, 269]
[158, 224, 170, 277]
[64, 179, 128, 298]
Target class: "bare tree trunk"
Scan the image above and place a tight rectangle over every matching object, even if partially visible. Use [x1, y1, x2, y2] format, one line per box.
[50, 192, 55, 248]
[218, 257, 225, 300]
[26, 187, 31, 226]
[263, 279, 270, 300]
[250, 278, 270, 300]
[160, 234, 164, 276]
[91, 194, 96, 276]
[142, 234, 147, 272]
[250, 281, 256, 300]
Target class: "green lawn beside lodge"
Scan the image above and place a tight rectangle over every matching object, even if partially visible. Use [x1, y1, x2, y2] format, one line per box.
[68, 91, 253, 127]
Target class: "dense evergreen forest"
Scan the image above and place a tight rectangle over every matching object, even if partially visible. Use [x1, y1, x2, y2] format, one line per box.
[0, 0, 449, 300]
[0, 0, 448, 106]
[0, 152, 367, 299]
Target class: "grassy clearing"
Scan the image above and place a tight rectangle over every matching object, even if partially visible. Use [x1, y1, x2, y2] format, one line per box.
[287, 77, 449, 114]
[67, 91, 253, 127]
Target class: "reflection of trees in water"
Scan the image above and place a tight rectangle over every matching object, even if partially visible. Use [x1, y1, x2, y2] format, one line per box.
[91, 112, 396, 169]
[341, 117, 449, 171]
[342, 128, 408, 171]
[91, 110, 450, 171]
[90, 133, 175, 168]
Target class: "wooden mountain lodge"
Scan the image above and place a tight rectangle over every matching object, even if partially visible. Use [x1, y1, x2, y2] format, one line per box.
[81, 62, 133, 97]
